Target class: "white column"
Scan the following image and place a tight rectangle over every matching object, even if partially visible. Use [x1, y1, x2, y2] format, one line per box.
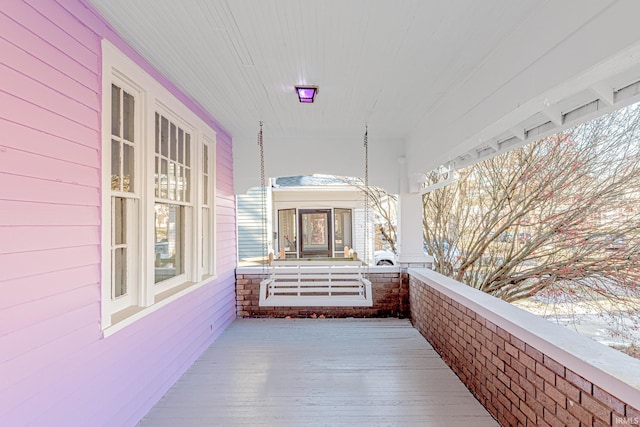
[396, 192, 432, 264]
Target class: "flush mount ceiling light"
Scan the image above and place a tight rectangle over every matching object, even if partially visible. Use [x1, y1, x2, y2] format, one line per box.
[295, 85, 318, 103]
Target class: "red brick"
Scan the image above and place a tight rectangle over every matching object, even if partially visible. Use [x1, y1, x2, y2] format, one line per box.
[542, 355, 566, 377]
[593, 385, 625, 415]
[510, 357, 527, 377]
[525, 368, 544, 390]
[556, 406, 580, 427]
[535, 361, 556, 385]
[519, 375, 536, 398]
[525, 343, 544, 362]
[544, 381, 567, 408]
[535, 418, 552, 427]
[498, 391, 511, 412]
[512, 404, 527, 425]
[501, 406, 518, 426]
[581, 392, 612, 425]
[542, 406, 562, 427]
[556, 376, 581, 402]
[497, 327, 511, 342]
[509, 379, 526, 402]
[566, 369, 592, 394]
[491, 353, 505, 372]
[520, 401, 537, 423]
[567, 397, 592, 425]
[627, 405, 640, 419]
[520, 352, 536, 371]
[525, 392, 544, 420]
[485, 319, 498, 333]
[593, 417, 611, 427]
[505, 341, 520, 359]
[497, 368, 511, 388]
[538, 391, 558, 415]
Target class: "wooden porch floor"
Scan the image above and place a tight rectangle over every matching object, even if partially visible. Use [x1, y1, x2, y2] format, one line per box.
[139, 319, 498, 426]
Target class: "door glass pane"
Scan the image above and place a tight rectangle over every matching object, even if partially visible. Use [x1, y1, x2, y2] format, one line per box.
[300, 210, 331, 256]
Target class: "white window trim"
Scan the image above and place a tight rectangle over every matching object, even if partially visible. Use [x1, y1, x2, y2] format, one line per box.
[101, 40, 217, 336]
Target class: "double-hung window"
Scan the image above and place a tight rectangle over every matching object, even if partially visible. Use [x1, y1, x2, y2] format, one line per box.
[101, 41, 216, 334]
[153, 112, 192, 290]
[109, 81, 141, 314]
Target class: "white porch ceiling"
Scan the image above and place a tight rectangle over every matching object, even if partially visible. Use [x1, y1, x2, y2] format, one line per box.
[88, 0, 640, 193]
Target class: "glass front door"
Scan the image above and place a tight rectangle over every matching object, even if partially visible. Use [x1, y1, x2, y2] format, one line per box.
[299, 209, 332, 257]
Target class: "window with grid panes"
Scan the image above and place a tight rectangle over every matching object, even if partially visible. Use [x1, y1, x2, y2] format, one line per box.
[154, 113, 191, 286]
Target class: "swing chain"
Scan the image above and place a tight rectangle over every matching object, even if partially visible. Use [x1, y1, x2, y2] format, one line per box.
[258, 121, 268, 276]
[364, 124, 370, 277]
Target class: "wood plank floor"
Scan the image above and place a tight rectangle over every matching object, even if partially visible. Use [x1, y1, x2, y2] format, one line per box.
[139, 318, 498, 426]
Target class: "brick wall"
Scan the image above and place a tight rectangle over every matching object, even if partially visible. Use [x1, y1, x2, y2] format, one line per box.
[236, 269, 409, 318]
[410, 273, 640, 427]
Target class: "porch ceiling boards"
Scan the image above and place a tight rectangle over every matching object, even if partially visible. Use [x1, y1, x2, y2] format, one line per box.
[88, 1, 640, 192]
[139, 319, 498, 426]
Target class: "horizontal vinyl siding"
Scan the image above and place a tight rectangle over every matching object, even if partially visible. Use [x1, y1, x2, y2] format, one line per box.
[237, 187, 267, 259]
[0, 1, 237, 426]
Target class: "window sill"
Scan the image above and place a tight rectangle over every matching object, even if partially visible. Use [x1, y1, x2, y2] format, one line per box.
[102, 275, 216, 338]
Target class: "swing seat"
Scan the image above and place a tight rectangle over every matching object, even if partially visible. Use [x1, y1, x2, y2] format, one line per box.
[259, 263, 373, 307]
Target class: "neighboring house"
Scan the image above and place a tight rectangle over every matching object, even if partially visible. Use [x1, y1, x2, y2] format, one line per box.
[1, 2, 236, 425]
[237, 175, 374, 264]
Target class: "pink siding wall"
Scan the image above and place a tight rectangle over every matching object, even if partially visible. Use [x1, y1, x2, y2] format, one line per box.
[0, 1, 237, 425]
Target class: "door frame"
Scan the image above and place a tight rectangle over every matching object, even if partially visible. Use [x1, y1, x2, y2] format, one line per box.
[298, 209, 332, 258]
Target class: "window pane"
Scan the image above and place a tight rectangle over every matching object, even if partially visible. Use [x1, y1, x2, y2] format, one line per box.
[278, 209, 297, 253]
[170, 123, 177, 161]
[111, 139, 120, 191]
[111, 85, 120, 137]
[184, 168, 190, 202]
[178, 129, 184, 163]
[203, 176, 208, 205]
[161, 159, 168, 199]
[114, 197, 126, 245]
[185, 134, 190, 167]
[335, 209, 352, 252]
[168, 162, 176, 200]
[203, 144, 209, 174]
[176, 165, 183, 202]
[123, 144, 134, 192]
[154, 158, 159, 197]
[155, 113, 160, 153]
[113, 247, 127, 298]
[160, 116, 168, 157]
[202, 207, 210, 272]
[154, 204, 183, 283]
[122, 91, 135, 142]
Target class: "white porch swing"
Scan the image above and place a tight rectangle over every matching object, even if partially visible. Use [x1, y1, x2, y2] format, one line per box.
[257, 122, 373, 307]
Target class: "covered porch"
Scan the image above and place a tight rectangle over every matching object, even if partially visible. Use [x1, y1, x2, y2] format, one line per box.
[142, 269, 640, 426]
[140, 318, 498, 426]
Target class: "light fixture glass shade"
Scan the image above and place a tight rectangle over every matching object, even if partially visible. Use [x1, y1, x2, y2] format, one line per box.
[295, 86, 318, 103]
